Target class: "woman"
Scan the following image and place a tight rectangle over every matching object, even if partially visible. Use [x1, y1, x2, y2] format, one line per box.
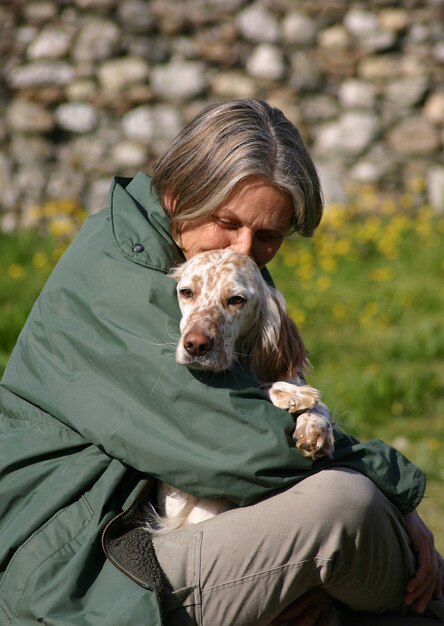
[0, 99, 442, 626]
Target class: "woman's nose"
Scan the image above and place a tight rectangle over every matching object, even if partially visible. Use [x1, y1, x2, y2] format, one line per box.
[229, 231, 253, 257]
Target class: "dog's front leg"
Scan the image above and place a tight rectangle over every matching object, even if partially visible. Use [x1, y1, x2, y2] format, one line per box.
[293, 403, 334, 460]
[266, 382, 334, 460]
[267, 381, 320, 412]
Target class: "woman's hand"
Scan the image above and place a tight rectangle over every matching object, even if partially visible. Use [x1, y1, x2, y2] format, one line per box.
[269, 589, 333, 626]
[404, 509, 443, 613]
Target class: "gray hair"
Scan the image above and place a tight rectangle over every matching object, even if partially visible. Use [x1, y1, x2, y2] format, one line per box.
[151, 98, 323, 240]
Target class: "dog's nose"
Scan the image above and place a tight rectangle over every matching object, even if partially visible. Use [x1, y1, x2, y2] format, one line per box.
[183, 331, 214, 357]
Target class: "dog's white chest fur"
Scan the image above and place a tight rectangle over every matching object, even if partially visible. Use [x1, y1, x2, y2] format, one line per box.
[157, 483, 233, 529]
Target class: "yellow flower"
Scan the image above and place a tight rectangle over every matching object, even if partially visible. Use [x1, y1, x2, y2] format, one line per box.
[49, 217, 76, 239]
[332, 303, 347, 321]
[52, 244, 68, 262]
[297, 250, 314, 266]
[357, 217, 380, 243]
[418, 204, 433, 219]
[289, 307, 306, 326]
[389, 215, 410, 235]
[399, 194, 414, 210]
[320, 256, 337, 273]
[58, 199, 78, 215]
[296, 264, 313, 282]
[33, 199, 87, 231]
[361, 187, 378, 210]
[370, 267, 394, 282]
[359, 302, 380, 326]
[32, 252, 49, 269]
[303, 295, 318, 309]
[359, 317, 371, 327]
[8, 263, 25, 280]
[42, 200, 60, 218]
[427, 438, 441, 451]
[381, 198, 397, 215]
[324, 203, 346, 229]
[28, 205, 44, 221]
[415, 221, 432, 238]
[334, 239, 351, 256]
[407, 177, 426, 194]
[283, 251, 300, 268]
[316, 276, 331, 292]
[377, 238, 399, 261]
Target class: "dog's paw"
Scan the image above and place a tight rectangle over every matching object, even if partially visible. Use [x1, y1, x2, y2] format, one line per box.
[293, 412, 334, 460]
[268, 381, 321, 413]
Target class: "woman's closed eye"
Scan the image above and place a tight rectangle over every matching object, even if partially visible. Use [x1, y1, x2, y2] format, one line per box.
[214, 217, 238, 230]
[214, 217, 285, 240]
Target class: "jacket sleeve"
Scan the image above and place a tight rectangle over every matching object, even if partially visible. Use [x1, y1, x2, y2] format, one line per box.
[1, 209, 426, 515]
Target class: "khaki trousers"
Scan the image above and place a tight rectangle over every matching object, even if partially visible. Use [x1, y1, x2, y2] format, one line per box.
[152, 469, 444, 626]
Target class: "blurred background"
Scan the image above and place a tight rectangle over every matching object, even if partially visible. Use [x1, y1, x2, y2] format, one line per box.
[0, 0, 443, 548]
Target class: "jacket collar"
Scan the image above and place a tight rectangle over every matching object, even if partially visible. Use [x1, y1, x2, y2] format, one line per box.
[109, 171, 275, 287]
[110, 172, 183, 273]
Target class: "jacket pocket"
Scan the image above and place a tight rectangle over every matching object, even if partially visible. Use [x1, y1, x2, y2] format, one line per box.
[0, 496, 94, 623]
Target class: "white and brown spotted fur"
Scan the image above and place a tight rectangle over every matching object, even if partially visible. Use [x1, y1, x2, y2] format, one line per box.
[151, 249, 334, 533]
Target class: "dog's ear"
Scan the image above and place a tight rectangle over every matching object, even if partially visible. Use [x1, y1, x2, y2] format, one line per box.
[168, 264, 183, 282]
[248, 283, 309, 382]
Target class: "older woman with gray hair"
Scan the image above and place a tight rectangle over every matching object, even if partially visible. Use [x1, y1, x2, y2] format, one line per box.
[0, 99, 442, 626]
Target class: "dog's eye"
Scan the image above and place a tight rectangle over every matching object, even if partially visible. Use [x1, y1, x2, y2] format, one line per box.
[179, 288, 193, 299]
[227, 295, 246, 306]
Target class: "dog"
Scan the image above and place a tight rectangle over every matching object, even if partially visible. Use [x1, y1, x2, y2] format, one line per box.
[150, 248, 334, 533]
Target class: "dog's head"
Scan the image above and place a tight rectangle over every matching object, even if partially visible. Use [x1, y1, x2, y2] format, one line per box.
[169, 249, 308, 381]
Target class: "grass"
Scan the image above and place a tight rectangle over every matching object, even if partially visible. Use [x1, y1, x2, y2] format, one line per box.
[0, 188, 443, 552]
[0, 230, 56, 372]
[0, 198, 84, 372]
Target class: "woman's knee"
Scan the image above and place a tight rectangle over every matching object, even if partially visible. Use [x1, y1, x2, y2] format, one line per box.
[288, 469, 389, 530]
[282, 468, 410, 565]
[286, 470, 414, 610]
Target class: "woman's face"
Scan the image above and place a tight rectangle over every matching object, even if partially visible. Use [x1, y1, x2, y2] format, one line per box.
[177, 176, 293, 268]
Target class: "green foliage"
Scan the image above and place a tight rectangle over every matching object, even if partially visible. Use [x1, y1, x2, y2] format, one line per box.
[0, 230, 58, 372]
[0, 198, 84, 372]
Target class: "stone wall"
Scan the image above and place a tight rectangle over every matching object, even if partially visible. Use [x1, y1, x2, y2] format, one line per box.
[1, 0, 444, 231]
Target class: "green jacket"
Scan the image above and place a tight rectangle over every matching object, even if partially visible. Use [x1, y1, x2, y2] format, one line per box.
[0, 173, 426, 625]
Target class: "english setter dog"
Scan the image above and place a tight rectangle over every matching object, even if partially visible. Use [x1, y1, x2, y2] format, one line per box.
[152, 248, 334, 533]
